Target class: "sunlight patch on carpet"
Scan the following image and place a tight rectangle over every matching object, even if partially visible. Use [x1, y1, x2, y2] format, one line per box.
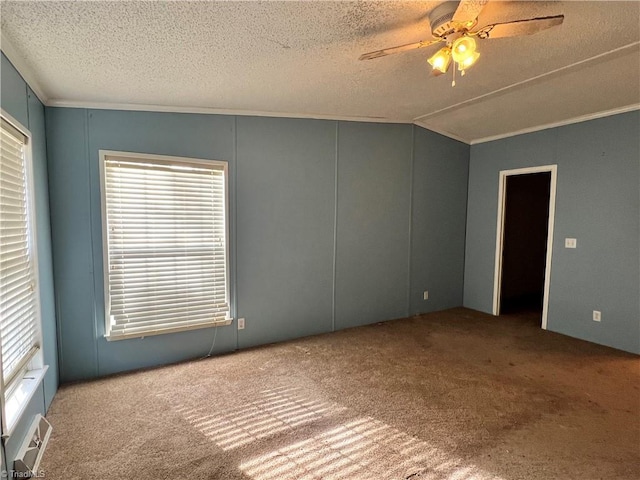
[239, 417, 503, 480]
[161, 384, 503, 479]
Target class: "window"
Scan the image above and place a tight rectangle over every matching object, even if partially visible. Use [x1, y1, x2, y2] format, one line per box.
[0, 112, 45, 433]
[100, 151, 231, 340]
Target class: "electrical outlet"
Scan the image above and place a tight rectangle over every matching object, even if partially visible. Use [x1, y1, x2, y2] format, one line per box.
[592, 311, 601, 322]
[423, 291, 429, 300]
[565, 238, 577, 248]
[237, 317, 245, 330]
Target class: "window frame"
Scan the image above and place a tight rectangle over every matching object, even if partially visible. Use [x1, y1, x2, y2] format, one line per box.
[99, 150, 232, 341]
[0, 109, 46, 438]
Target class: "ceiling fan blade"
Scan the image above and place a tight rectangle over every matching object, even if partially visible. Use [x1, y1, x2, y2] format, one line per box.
[359, 39, 440, 60]
[477, 15, 564, 39]
[452, 0, 489, 25]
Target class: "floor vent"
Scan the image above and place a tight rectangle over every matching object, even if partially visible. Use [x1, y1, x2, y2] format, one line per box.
[13, 415, 52, 478]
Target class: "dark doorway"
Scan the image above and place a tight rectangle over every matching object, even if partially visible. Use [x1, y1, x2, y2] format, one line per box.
[500, 172, 551, 317]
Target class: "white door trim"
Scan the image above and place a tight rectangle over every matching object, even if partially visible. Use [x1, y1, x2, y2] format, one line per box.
[492, 164, 557, 329]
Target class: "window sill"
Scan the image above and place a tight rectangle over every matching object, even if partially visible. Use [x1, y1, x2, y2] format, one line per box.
[105, 318, 233, 341]
[3, 365, 48, 438]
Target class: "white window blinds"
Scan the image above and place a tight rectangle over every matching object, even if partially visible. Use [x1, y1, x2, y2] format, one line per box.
[0, 117, 40, 390]
[101, 152, 230, 340]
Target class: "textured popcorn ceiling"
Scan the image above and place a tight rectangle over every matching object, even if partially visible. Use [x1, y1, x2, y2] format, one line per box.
[1, 1, 639, 143]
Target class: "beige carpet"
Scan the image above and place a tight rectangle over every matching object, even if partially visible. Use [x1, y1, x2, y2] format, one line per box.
[40, 308, 639, 479]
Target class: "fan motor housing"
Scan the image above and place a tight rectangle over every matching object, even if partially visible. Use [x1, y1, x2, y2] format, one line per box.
[429, 1, 469, 38]
[429, 1, 457, 36]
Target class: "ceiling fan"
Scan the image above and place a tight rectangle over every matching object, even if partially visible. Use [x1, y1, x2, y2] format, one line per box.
[359, 0, 564, 86]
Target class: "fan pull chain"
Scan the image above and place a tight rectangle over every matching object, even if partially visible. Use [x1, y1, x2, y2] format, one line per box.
[452, 62, 456, 87]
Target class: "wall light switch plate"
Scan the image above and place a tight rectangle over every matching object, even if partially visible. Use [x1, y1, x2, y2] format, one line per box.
[593, 311, 601, 322]
[237, 318, 245, 330]
[423, 291, 429, 300]
[565, 238, 577, 248]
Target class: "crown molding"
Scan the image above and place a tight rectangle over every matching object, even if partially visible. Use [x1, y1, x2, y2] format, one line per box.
[46, 99, 411, 125]
[470, 104, 640, 145]
[50, 100, 639, 146]
[1, 33, 48, 104]
[412, 120, 470, 144]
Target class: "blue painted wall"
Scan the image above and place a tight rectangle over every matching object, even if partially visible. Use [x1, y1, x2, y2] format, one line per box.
[0, 54, 28, 127]
[236, 117, 336, 347]
[411, 127, 469, 315]
[1, 53, 58, 470]
[335, 122, 413, 328]
[464, 112, 640, 354]
[45, 107, 470, 382]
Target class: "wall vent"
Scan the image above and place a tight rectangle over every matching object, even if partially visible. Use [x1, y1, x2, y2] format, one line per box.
[13, 415, 52, 478]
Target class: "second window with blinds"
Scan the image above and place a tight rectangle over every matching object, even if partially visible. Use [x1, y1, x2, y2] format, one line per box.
[99, 151, 231, 340]
[1, 112, 46, 433]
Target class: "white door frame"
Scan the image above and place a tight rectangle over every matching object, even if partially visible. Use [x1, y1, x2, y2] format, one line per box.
[492, 164, 557, 329]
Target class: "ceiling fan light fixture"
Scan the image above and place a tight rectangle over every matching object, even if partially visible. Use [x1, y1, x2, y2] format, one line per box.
[427, 47, 452, 74]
